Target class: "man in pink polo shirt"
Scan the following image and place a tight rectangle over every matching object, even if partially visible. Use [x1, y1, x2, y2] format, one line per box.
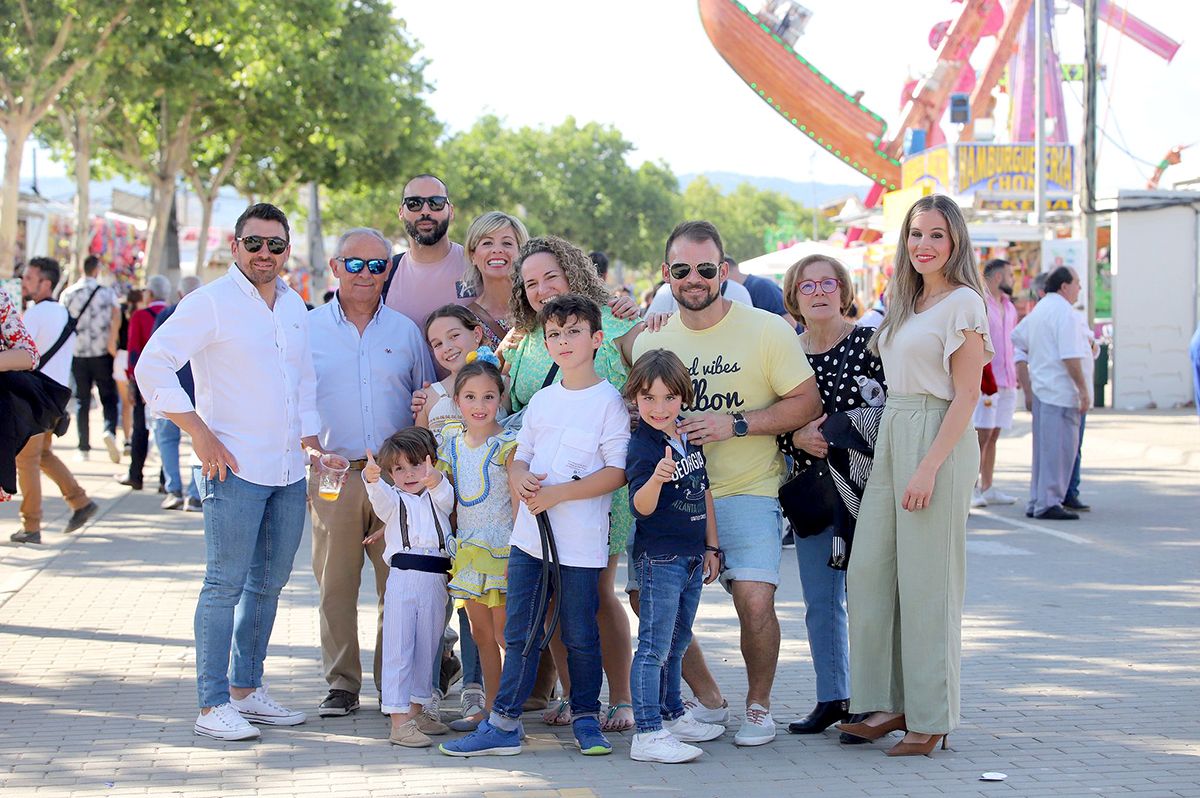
[972, 259, 1019, 507]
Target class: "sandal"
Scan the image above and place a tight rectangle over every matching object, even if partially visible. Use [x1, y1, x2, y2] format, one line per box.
[601, 702, 634, 732]
[542, 697, 573, 726]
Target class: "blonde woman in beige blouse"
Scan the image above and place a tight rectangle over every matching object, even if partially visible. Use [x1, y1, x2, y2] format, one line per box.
[837, 194, 993, 757]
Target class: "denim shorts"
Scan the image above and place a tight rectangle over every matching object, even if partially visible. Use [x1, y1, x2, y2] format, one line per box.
[625, 494, 783, 593]
[714, 494, 783, 591]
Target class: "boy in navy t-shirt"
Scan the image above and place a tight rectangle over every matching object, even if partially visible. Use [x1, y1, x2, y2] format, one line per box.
[622, 349, 723, 764]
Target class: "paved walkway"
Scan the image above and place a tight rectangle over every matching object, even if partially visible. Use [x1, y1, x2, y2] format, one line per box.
[1, 409, 1198, 797]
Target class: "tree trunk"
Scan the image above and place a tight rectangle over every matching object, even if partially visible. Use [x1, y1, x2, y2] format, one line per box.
[195, 192, 214, 275]
[307, 182, 325, 278]
[164, 196, 180, 286]
[143, 174, 175, 277]
[0, 120, 33, 278]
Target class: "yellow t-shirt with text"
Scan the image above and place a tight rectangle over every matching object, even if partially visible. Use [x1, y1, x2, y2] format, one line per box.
[632, 301, 814, 499]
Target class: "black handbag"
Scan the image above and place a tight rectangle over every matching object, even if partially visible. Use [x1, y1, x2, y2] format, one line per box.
[777, 331, 853, 539]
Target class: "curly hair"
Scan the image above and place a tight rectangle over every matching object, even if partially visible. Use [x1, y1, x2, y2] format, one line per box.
[509, 235, 612, 332]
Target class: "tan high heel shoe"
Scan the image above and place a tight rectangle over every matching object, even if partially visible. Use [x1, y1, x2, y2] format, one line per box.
[886, 733, 948, 756]
[835, 713, 907, 741]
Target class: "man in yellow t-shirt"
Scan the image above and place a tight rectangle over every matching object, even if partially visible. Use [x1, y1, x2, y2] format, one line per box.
[631, 220, 820, 747]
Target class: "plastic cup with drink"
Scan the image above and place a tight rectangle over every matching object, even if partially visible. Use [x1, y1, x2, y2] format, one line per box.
[316, 453, 350, 501]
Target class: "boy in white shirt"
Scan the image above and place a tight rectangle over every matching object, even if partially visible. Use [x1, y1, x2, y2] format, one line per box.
[440, 295, 630, 758]
[362, 427, 454, 748]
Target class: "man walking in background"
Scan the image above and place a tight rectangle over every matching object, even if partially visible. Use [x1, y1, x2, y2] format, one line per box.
[152, 275, 203, 511]
[972, 259, 1019, 507]
[60, 255, 121, 463]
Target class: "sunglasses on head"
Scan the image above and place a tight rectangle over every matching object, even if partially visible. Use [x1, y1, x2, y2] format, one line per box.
[237, 235, 288, 255]
[403, 195, 448, 212]
[668, 261, 720, 280]
[798, 278, 841, 296]
[337, 256, 389, 275]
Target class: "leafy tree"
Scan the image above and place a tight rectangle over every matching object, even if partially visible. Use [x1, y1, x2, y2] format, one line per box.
[0, 0, 134, 277]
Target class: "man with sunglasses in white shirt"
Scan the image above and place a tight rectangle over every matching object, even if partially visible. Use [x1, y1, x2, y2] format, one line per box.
[136, 203, 319, 741]
[382, 173, 473, 330]
[301, 227, 435, 720]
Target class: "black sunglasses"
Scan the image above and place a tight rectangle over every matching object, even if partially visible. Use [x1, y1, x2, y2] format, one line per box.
[237, 235, 288, 255]
[668, 261, 720, 280]
[337, 257, 389, 275]
[403, 195, 448, 212]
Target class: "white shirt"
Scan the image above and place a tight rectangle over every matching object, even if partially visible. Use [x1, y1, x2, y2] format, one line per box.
[23, 300, 73, 387]
[308, 296, 435, 460]
[135, 264, 319, 487]
[647, 279, 753, 315]
[1010, 293, 1092, 409]
[364, 475, 455, 562]
[511, 380, 630, 568]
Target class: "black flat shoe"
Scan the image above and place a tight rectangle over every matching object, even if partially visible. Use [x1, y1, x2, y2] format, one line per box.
[64, 501, 99, 533]
[787, 700, 850, 734]
[1036, 504, 1079, 520]
[1062, 496, 1091, 511]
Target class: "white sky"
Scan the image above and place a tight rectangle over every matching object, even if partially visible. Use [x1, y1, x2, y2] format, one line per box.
[11, 0, 1199, 196]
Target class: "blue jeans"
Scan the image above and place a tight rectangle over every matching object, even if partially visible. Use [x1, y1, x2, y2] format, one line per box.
[630, 553, 704, 733]
[459, 606, 482, 686]
[194, 469, 306, 708]
[794, 525, 850, 702]
[155, 417, 198, 499]
[1066, 411, 1086, 503]
[489, 546, 602, 730]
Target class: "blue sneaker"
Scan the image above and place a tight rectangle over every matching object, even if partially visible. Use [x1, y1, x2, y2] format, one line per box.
[439, 719, 522, 757]
[573, 717, 612, 756]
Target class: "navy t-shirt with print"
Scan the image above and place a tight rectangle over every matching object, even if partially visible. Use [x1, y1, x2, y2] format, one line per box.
[625, 420, 709, 559]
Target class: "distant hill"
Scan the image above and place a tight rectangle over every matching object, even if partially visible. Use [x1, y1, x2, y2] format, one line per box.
[679, 171, 868, 207]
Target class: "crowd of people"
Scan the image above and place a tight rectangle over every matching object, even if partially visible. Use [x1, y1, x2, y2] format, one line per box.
[4, 175, 1086, 765]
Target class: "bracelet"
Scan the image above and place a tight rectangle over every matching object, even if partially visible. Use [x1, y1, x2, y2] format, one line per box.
[704, 544, 722, 553]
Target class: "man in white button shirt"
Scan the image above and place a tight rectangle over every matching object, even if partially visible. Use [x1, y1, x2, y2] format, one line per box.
[1010, 266, 1091, 521]
[11, 257, 99, 545]
[136, 204, 319, 741]
[301, 227, 434, 719]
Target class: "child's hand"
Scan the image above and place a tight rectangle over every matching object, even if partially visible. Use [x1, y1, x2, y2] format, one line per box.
[411, 382, 431, 417]
[513, 470, 546, 502]
[363, 449, 381, 484]
[703, 550, 722, 584]
[363, 528, 384, 546]
[525, 483, 562, 515]
[651, 445, 676, 484]
[420, 455, 442, 489]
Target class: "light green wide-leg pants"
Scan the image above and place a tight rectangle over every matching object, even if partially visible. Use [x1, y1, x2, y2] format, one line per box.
[847, 393, 977, 734]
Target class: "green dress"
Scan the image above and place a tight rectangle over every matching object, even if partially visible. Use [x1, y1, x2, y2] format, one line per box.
[506, 305, 638, 554]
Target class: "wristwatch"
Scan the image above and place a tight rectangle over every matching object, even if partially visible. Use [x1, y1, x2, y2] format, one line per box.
[731, 412, 749, 438]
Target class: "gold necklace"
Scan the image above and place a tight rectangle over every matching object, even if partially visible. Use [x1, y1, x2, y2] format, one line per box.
[803, 320, 854, 355]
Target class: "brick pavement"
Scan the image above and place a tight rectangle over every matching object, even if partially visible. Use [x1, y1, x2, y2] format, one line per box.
[1, 409, 1198, 797]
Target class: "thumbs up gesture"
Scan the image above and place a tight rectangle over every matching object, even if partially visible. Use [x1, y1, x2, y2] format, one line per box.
[420, 454, 442, 490]
[363, 449, 381, 484]
[651, 444, 677, 484]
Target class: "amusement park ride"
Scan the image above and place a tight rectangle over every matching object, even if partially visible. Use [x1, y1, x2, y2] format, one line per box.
[698, 0, 1184, 216]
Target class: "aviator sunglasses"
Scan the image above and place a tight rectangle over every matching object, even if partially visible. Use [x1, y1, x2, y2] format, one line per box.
[236, 235, 288, 255]
[336, 257, 389, 275]
[668, 261, 720, 280]
[403, 195, 449, 212]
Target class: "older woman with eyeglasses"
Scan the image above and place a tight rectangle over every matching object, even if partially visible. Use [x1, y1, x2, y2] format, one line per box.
[777, 255, 887, 740]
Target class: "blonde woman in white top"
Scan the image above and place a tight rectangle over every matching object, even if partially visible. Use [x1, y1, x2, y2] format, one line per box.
[837, 194, 992, 756]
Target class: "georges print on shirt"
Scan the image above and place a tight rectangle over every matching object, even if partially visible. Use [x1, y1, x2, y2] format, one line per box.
[668, 445, 709, 522]
[685, 354, 745, 412]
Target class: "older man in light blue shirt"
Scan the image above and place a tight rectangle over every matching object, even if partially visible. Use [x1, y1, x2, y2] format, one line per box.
[302, 227, 435, 720]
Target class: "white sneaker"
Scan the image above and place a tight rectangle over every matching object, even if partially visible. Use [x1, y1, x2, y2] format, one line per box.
[664, 710, 725, 742]
[460, 685, 485, 716]
[982, 486, 1017, 505]
[733, 703, 776, 747]
[682, 696, 730, 724]
[630, 729, 703, 763]
[194, 702, 260, 741]
[103, 431, 121, 463]
[970, 487, 988, 508]
[230, 686, 306, 726]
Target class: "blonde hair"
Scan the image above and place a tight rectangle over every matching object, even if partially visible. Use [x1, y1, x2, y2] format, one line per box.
[462, 211, 530, 295]
[783, 254, 855, 325]
[509, 235, 612, 332]
[870, 194, 985, 354]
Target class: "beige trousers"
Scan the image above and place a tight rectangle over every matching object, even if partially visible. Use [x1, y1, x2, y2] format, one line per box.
[308, 469, 389, 694]
[847, 393, 977, 734]
[16, 432, 89, 532]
